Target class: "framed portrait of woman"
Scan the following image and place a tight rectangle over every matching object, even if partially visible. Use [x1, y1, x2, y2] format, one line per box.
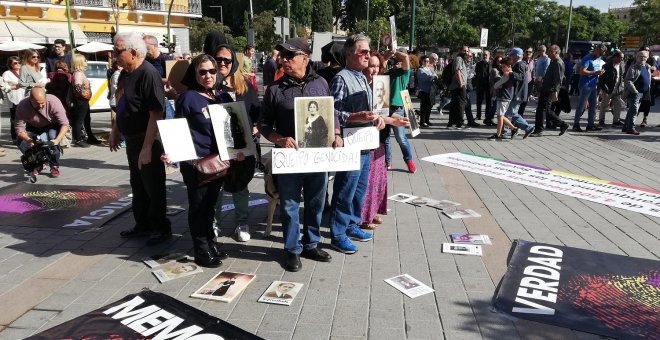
[294, 96, 335, 148]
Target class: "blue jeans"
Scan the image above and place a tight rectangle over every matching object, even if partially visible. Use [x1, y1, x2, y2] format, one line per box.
[503, 100, 533, 134]
[17, 129, 60, 166]
[624, 92, 644, 131]
[276, 172, 327, 254]
[384, 107, 413, 164]
[573, 86, 598, 128]
[329, 152, 370, 242]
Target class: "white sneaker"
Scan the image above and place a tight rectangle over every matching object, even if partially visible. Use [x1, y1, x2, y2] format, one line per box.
[235, 225, 250, 242]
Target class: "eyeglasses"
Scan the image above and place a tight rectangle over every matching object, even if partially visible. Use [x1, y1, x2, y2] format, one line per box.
[113, 47, 128, 55]
[356, 49, 371, 56]
[525, 50, 533, 53]
[198, 68, 217, 76]
[11, 62, 19, 66]
[214, 57, 232, 65]
[280, 51, 305, 60]
[31, 55, 39, 59]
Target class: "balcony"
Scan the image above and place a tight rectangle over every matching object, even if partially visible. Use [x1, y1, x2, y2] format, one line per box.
[131, 0, 201, 14]
[2, 0, 53, 3]
[71, 0, 107, 5]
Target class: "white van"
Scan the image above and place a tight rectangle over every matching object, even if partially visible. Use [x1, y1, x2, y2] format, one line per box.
[85, 61, 110, 112]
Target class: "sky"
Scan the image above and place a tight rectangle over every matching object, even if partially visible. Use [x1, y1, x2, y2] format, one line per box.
[552, 0, 635, 13]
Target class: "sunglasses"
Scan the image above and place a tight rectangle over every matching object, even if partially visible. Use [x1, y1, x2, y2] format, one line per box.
[525, 51, 533, 53]
[113, 47, 128, 55]
[11, 62, 19, 65]
[280, 51, 305, 60]
[31, 55, 39, 59]
[198, 68, 218, 76]
[214, 57, 232, 65]
[356, 49, 371, 56]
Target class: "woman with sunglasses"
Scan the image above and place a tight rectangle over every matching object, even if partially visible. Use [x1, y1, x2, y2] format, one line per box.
[19, 49, 45, 94]
[2, 57, 24, 141]
[162, 54, 228, 268]
[212, 42, 259, 243]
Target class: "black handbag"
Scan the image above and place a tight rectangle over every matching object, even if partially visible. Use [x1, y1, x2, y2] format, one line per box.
[192, 154, 231, 187]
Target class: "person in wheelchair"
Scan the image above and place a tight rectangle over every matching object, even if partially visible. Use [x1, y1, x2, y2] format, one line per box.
[15, 87, 69, 178]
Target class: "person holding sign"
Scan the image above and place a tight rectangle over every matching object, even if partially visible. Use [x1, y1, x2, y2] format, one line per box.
[257, 38, 337, 272]
[329, 34, 389, 254]
[161, 54, 229, 268]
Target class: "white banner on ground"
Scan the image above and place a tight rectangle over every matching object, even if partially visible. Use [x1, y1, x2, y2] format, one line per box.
[343, 127, 379, 150]
[422, 152, 660, 217]
[271, 147, 361, 174]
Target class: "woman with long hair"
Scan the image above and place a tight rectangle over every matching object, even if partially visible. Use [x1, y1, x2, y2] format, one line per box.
[71, 54, 99, 146]
[2, 56, 24, 141]
[163, 54, 229, 268]
[46, 60, 73, 114]
[212, 42, 259, 242]
[19, 49, 44, 93]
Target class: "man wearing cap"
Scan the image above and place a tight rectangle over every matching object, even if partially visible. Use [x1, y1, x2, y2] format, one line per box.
[257, 38, 336, 272]
[329, 34, 387, 254]
[503, 47, 535, 138]
[572, 44, 607, 132]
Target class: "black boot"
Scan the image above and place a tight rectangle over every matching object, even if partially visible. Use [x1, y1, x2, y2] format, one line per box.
[209, 239, 228, 260]
[194, 250, 223, 268]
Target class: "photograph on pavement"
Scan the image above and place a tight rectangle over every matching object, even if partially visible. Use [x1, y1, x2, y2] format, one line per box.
[258, 281, 304, 306]
[191, 271, 256, 303]
[385, 274, 434, 298]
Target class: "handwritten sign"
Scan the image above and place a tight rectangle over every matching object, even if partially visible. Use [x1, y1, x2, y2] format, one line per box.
[271, 147, 360, 174]
[343, 127, 379, 150]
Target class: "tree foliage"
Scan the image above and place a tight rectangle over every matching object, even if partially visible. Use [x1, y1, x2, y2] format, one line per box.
[629, 0, 660, 44]
[312, 0, 334, 32]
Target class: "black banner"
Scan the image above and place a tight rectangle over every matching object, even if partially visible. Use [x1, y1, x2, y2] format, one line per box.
[0, 184, 132, 230]
[28, 290, 263, 340]
[492, 240, 660, 339]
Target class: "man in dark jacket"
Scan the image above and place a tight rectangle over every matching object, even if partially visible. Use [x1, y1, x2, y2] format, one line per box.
[597, 50, 625, 126]
[532, 45, 569, 137]
[474, 51, 491, 121]
[257, 38, 336, 272]
[262, 49, 278, 89]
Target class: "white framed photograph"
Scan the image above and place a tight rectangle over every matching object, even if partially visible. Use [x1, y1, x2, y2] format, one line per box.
[428, 200, 462, 210]
[208, 102, 257, 160]
[443, 209, 481, 219]
[294, 97, 335, 148]
[450, 233, 492, 245]
[400, 90, 420, 137]
[191, 271, 256, 303]
[258, 281, 304, 306]
[384, 274, 434, 298]
[372, 75, 390, 116]
[152, 261, 203, 283]
[442, 243, 483, 256]
[387, 193, 418, 203]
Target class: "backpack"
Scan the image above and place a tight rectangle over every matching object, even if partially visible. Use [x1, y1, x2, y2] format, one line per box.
[442, 61, 454, 88]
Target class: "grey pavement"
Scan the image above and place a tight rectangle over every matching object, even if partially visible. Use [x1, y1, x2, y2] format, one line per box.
[0, 96, 659, 340]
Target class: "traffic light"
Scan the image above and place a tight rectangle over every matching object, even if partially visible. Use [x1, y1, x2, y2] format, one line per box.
[161, 34, 176, 53]
[161, 34, 169, 48]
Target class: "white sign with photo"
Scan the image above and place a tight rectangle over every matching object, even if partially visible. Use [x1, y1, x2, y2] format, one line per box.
[389, 15, 398, 50]
[294, 96, 335, 148]
[271, 147, 361, 174]
[372, 75, 390, 116]
[258, 281, 304, 306]
[384, 274, 434, 298]
[400, 90, 420, 137]
[208, 102, 256, 160]
[342, 127, 379, 150]
[480, 28, 489, 47]
[157, 118, 198, 162]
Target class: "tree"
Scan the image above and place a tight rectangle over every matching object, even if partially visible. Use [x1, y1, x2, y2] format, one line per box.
[312, 0, 333, 32]
[629, 0, 660, 44]
[253, 10, 282, 52]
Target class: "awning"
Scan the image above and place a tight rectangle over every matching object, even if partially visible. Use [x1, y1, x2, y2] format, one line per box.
[2, 21, 88, 45]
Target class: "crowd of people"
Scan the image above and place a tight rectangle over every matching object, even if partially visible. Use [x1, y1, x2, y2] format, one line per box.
[0, 31, 657, 272]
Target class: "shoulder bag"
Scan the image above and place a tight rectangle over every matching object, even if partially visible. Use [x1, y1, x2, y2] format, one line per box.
[192, 154, 231, 187]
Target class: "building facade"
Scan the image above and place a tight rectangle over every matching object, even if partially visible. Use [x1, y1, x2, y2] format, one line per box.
[0, 0, 201, 53]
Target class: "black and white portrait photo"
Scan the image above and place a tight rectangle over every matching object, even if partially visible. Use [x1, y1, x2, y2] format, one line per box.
[294, 96, 334, 148]
[208, 102, 256, 160]
[373, 75, 390, 115]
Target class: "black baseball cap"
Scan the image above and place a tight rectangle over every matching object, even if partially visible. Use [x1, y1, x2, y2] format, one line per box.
[276, 38, 312, 55]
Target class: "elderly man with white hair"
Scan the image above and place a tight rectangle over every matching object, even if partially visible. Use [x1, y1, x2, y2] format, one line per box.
[109, 31, 172, 245]
[622, 50, 652, 135]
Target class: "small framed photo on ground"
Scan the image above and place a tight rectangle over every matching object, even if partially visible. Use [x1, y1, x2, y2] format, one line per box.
[428, 200, 462, 210]
[372, 75, 390, 116]
[443, 208, 481, 219]
[408, 196, 439, 206]
[384, 274, 434, 298]
[258, 281, 304, 306]
[450, 233, 492, 245]
[191, 271, 256, 303]
[152, 261, 203, 283]
[388, 193, 418, 203]
[208, 102, 257, 160]
[294, 97, 335, 148]
[400, 90, 420, 137]
[442, 243, 483, 256]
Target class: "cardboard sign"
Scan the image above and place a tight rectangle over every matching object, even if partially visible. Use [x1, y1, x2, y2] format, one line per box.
[271, 147, 361, 174]
[165, 59, 190, 95]
[342, 126, 379, 150]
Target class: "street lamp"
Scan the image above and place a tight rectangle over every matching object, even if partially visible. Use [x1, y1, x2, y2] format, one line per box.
[565, 0, 573, 54]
